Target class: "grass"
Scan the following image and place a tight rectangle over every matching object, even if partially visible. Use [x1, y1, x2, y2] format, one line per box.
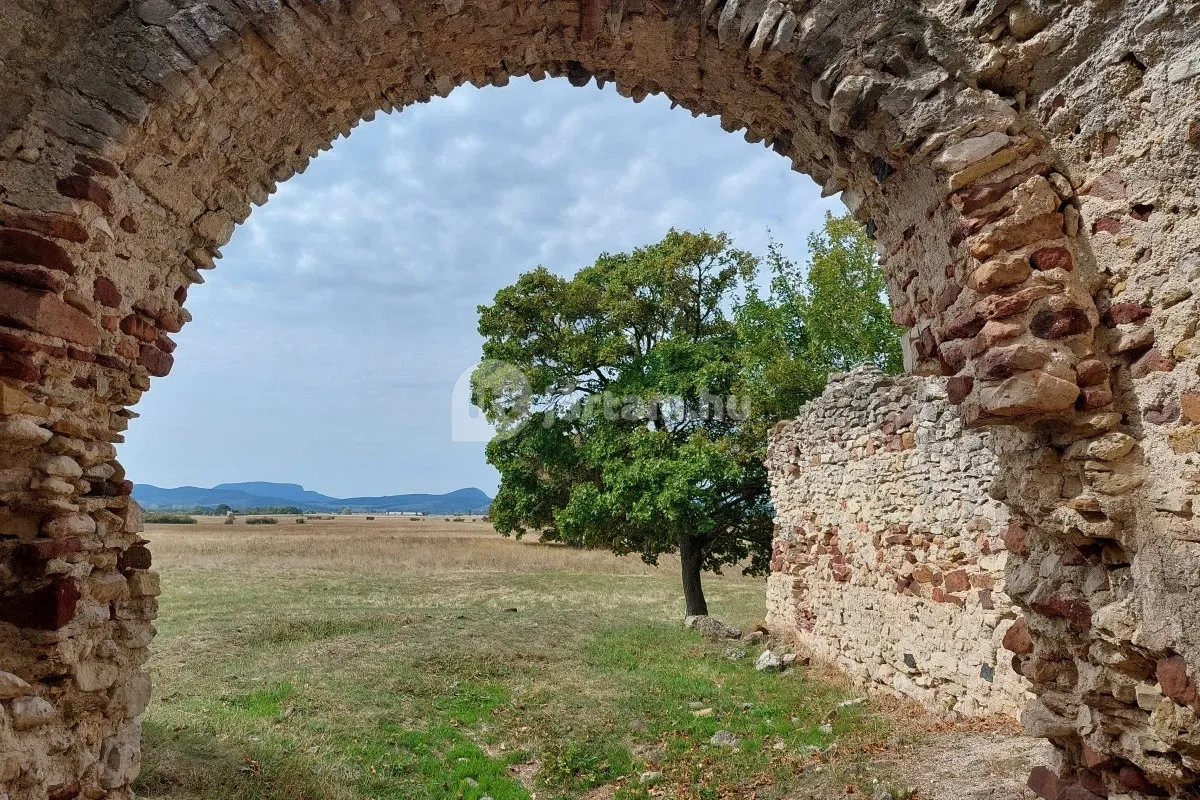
[136, 516, 897, 799]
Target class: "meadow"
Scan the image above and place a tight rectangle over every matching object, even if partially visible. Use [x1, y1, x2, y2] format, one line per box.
[134, 515, 1037, 799]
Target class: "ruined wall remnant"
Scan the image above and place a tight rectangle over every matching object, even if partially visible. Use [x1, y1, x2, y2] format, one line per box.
[1, 0, 1199, 797]
[766, 367, 1030, 718]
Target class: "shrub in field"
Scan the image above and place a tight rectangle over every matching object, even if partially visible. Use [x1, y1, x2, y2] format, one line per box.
[365, 516, 376, 521]
[245, 517, 278, 525]
[539, 740, 632, 792]
[144, 513, 196, 524]
[295, 518, 306, 524]
[452, 517, 465, 522]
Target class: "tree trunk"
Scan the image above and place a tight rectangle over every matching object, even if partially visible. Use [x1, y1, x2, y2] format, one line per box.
[679, 533, 709, 617]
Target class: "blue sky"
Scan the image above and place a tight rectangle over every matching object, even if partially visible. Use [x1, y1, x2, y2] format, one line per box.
[118, 77, 842, 497]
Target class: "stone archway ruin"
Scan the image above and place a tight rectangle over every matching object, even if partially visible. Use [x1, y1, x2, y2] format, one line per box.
[1, 0, 1198, 797]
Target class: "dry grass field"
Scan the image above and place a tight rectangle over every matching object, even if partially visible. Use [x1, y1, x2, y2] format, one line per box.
[136, 515, 1042, 799]
[149, 514, 686, 575]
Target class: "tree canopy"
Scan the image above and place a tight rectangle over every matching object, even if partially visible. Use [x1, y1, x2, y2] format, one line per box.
[473, 215, 902, 616]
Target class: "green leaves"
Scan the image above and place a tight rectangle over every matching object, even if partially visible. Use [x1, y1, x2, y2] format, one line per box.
[734, 212, 903, 424]
[474, 217, 901, 601]
[798, 213, 903, 375]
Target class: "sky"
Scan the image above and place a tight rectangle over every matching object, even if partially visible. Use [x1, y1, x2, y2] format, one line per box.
[118, 77, 843, 498]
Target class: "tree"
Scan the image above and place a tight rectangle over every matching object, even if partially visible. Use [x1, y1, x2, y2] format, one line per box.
[736, 212, 903, 421]
[473, 219, 901, 617]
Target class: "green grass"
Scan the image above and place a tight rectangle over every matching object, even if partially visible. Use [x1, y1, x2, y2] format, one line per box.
[137, 565, 890, 799]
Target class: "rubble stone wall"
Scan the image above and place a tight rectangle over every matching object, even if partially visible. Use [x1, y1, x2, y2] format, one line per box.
[766, 367, 1030, 718]
[0, 0, 1199, 798]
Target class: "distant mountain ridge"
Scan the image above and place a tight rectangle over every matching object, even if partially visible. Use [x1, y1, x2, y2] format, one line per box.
[133, 481, 491, 514]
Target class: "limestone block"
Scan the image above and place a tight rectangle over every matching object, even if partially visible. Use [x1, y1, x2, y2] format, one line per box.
[9, 696, 56, 730]
[0, 672, 31, 700]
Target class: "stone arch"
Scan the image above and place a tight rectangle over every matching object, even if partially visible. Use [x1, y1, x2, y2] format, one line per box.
[1, 1, 1197, 797]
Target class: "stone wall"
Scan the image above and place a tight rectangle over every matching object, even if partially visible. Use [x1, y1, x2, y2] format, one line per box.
[766, 367, 1030, 717]
[1, 0, 1199, 797]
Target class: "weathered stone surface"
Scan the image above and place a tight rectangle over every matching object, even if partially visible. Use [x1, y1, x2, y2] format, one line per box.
[0, 419, 53, 452]
[1130, 348, 1174, 378]
[42, 513, 95, 538]
[138, 343, 174, 377]
[684, 615, 742, 640]
[127, 570, 161, 597]
[0, 671, 32, 700]
[1157, 656, 1198, 708]
[1003, 618, 1035, 655]
[970, 213, 1064, 260]
[39, 455, 82, 478]
[1002, 524, 1029, 556]
[0, 229, 76, 273]
[1068, 432, 1136, 462]
[0, 283, 100, 346]
[56, 175, 114, 214]
[1031, 587, 1092, 630]
[0, 208, 89, 243]
[0, 261, 70, 292]
[1112, 325, 1156, 354]
[10, 696, 57, 730]
[19, 537, 82, 561]
[93, 276, 122, 307]
[939, 308, 987, 341]
[755, 650, 783, 672]
[2, 1, 1198, 796]
[767, 368, 1025, 718]
[976, 284, 1060, 321]
[980, 371, 1079, 416]
[0, 579, 80, 630]
[968, 254, 1031, 291]
[1075, 359, 1108, 387]
[0, 382, 32, 415]
[1103, 302, 1152, 326]
[118, 544, 153, 571]
[936, 131, 1010, 172]
[946, 374, 974, 404]
[979, 343, 1052, 379]
[1030, 308, 1090, 339]
[1182, 393, 1200, 423]
[119, 314, 157, 343]
[1030, 247, 1073, 272]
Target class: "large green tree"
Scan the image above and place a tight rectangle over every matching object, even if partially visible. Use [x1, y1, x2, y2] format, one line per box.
[474, 217, 900, 616]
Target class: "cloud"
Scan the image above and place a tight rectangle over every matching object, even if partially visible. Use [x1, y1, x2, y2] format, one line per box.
[120, 77, 843, 498]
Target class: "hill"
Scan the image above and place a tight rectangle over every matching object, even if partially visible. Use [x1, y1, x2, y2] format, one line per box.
[133, 481, 491, 514]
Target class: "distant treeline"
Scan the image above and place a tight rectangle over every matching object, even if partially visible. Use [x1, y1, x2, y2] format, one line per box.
[144, 513, 197, 524]
[143, 505, 485, 516]
[147, 505, 308, 516]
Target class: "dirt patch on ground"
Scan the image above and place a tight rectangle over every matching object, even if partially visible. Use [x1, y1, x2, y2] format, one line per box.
[885, 718, 1050, 800]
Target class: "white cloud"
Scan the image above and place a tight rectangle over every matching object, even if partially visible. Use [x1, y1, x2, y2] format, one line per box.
[120, 77, 843, 498]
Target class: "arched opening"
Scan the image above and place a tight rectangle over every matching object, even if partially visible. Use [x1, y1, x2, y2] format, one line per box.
[5, 2, 1198, 798]
[120, 76, 886, 798]
[119, 76, 842, 499]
